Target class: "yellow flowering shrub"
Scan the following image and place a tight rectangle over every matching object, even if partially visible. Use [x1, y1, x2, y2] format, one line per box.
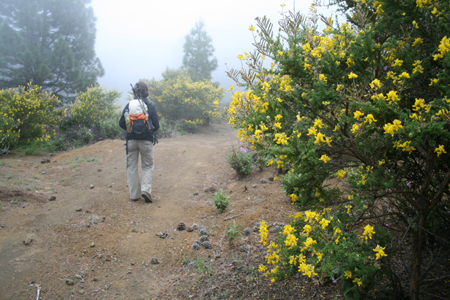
[0, 84, 62, 148]
[258, 209, 389, 299]
[146, 69, 224, 130]
[70, 85, 121, 128]
[227, 0, 450, 298]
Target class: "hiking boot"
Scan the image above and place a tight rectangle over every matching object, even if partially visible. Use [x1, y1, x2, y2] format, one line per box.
[142, 192, 152, 203]
[131, 198, 139, 202]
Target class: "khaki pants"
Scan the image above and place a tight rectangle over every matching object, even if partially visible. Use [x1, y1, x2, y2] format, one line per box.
[126, 140, 154, 200]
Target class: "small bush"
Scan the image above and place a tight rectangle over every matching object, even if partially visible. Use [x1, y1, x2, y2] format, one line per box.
[212, 189, 230, 213]
[77, 127, 94, 145]
[98, 113, 122, 139]
[227, 146, 253, 176]
[157, 117, 174, 138]
[178, 119, 199, 133]
[44, 134, 67, 152]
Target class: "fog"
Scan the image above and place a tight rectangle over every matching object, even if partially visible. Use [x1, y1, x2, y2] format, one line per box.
[91, 0, 337, 106]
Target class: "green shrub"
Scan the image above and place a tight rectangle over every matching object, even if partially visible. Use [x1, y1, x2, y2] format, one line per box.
[44, 134, 67, 152]
[227, 146, 253, 176]
[157, 117, 174, 138]
[211, 189, 230, 213]
[178, 119, 198, 133]
[77, 127, 93, 145]
[98, 113, 122, 139]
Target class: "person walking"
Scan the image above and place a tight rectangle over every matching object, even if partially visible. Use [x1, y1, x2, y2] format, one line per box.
[119, 80, 159, 202]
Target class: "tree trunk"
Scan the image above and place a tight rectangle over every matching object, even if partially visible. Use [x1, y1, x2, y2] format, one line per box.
[409, 213, 427, 300]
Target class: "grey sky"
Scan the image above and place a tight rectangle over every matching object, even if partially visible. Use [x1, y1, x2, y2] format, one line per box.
[90, 0, 322, 105]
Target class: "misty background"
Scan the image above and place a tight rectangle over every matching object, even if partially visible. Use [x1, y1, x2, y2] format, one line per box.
[90, 0, 334, 106]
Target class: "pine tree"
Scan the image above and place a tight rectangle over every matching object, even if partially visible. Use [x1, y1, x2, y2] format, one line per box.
[182, 19, 218, 82]
[0, 0, 104, 103]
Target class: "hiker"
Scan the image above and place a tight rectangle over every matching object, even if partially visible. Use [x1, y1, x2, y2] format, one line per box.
[119, 80, 159, 202]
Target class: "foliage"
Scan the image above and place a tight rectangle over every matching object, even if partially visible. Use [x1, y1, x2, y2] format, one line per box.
[156, 117, 175, 138]
[212, 189, 230, 213]
[69, 85, 121, 129]
[98, 111, 123, 139]
[0, 84, 62, 148]
[225, 221, 242, 246]
[182, 19, 218, 82]
[0, 0, 104, 103]
[227, 146, 253, 176]
[226, 1, 450, 299]
[76, 126, 93, 144]
[145, 69, 224, 126]
[178, 119, 198, 133]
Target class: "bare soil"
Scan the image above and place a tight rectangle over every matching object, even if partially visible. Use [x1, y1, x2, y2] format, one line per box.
[0, 122, 341, 300]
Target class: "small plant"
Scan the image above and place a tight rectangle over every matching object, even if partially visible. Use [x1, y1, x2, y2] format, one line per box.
[77, 126, 93, 145]
[227, 146, 253, 176]
[182, 254, 191, 265]
[112, 213, 117, 218]
[225, 220, 242, 246]
[211, 189, 230, 213]
[6, 174, 12, 180]
[254, 154, 267, 171]
[10, 199, 19, 204]
[193, 256, 211, 274]
[98, 114, 122, 139]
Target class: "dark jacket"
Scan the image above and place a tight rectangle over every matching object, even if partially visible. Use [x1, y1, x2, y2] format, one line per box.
[119, 97, 160, 142]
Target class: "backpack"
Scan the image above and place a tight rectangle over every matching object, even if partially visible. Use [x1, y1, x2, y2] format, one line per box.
[127, 99, 153, 134]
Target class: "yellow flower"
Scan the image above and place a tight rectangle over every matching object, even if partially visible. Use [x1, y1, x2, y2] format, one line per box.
[429, 78, 439, 86]
[364, 114, 377, 124]
[319, 74, 327, 82]
[258, 264, 267, 272]
[344, 271, 352, 279]
[412, 20, 419, 29]
[412, 37, 423, 47]
[290, 194, 298, 203]
[316, 252, 324, 263]
[302, 224, 312, 236]
[249, 25, 255, 31]
[319, 218, 331, 229]
[392, 59, 403, 67]
[319, 155, 331, 163]
[434, 145, 447, 157]
[345, 204, 352, 214]
[313, 118, 324, 128]
[353, 278, 363, 287]
[373, 245, 388, 259]
[431, 7, 438, 14]
[348, 72, 358, 79]
[283, 224, 297, 235]
[354, 110, 364, 120]
[363, 224, 375, 240]
[369, 79, 382, 89]
[386, 90, 399, 103]
[336, 169, 348, 178]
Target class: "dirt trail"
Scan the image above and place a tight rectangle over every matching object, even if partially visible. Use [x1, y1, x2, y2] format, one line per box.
[0, 122, 296, 299]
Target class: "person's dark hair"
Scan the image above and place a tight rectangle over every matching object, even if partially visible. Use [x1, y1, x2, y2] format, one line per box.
[133, 80, 149, 98]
